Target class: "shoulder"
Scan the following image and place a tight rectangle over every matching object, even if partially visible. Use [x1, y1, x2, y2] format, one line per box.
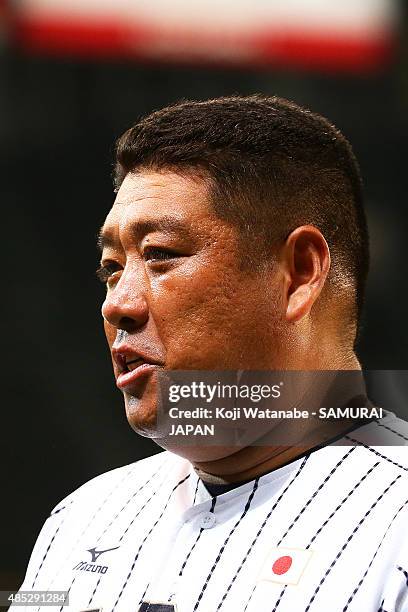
[16, 450, 189, 592]
[49, 449, 183, 517]
[341, 411, 408, 474]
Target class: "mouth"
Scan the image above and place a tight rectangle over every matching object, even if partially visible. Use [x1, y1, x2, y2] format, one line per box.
[114, 352, 163, 391]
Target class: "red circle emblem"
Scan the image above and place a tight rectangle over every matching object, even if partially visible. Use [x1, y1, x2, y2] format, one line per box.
[272, 555, 293, 575]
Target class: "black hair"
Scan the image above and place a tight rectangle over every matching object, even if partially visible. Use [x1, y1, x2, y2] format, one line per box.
[114, 94, 369, 333]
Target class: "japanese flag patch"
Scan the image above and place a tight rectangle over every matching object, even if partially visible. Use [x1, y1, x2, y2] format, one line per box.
[258, 547, 313, 585]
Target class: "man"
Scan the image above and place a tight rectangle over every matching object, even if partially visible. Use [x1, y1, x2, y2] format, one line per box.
[11, 96, 408, 611]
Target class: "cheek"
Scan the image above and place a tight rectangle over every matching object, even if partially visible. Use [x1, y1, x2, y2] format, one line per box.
[149, 266, 281, 368]
[152, 270, 231, 337]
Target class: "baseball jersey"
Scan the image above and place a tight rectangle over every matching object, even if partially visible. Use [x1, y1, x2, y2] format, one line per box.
[11, 410, 408, 612]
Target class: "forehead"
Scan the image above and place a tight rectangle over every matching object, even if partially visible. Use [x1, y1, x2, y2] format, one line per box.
[103, 170, 213, 233]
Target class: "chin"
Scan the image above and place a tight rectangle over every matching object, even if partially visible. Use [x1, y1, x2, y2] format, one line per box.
[122, 369, 165, 437]
[152, 440, 240, 463]
[124, 385, 166, 438]
[125, 399, 157, 437]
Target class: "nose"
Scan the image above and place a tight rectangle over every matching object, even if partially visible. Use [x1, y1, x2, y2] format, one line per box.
[101, 270, 149, 332]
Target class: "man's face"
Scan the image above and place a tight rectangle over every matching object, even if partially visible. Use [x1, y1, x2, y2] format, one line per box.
[99, 170, 285, 441]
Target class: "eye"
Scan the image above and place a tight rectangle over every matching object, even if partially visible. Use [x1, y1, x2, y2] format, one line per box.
[96, 262, 121, 284]
[143, 246, 179, 262]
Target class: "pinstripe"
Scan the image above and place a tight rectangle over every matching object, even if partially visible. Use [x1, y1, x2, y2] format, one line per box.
[307, 462, 379, 549]
[86, 464, 172, 607]
[192, 478, 200, 505]
[176, 497, 217, 580]
[92, 474, 210, 608]
[95, 463, 165, 544]
[61, 464, 170, 611]
[30, 500, 74, 589]
[50, 506, 67, 516]
[39, 464, 137, 610]
[375, 421, 408, 443]
[217, 456, 309, 612]
[397, 565, 408, 586]
[192, 478, 260, 612]
[343, 499, 408, 611]
[276, 448, 355, 546]
[304, 474, 402, 612]
[20, 423, 408, 612]
[112, 473, 191, 611]
[345, 436, 408, 473]
[138, 581, 150, 607]
[270, 455, 377, 611]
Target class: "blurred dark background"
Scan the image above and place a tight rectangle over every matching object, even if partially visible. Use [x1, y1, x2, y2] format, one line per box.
[1, 0, 407, 593]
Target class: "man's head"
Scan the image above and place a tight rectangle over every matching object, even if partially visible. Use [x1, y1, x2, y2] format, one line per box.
[98, 95, 369, 446]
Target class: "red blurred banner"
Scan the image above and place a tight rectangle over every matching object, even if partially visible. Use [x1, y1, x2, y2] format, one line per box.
[12, 0, 399, 72]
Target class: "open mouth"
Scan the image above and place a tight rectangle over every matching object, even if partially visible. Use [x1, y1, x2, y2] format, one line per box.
[125, 357, 146, 372]
[116, 356, 159, 391]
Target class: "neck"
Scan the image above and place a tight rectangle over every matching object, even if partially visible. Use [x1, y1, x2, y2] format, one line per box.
[194, 350, 363, 484]
[193, 446, 310, 485]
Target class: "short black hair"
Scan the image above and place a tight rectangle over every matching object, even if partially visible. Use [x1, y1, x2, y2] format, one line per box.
[114, 94, 369, 333]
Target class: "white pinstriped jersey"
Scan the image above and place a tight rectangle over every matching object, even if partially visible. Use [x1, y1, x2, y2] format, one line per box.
[11, 411, 408, 612]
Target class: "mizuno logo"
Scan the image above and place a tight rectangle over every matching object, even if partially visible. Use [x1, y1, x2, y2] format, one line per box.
[73, 545, 119, 575]
[87, 546, 119, 562]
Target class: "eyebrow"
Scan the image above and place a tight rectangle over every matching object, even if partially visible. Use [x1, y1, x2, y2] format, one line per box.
[96, 216, 193, 252]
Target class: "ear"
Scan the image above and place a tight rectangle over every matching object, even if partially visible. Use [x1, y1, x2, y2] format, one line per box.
[282, 225, 331, 323]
